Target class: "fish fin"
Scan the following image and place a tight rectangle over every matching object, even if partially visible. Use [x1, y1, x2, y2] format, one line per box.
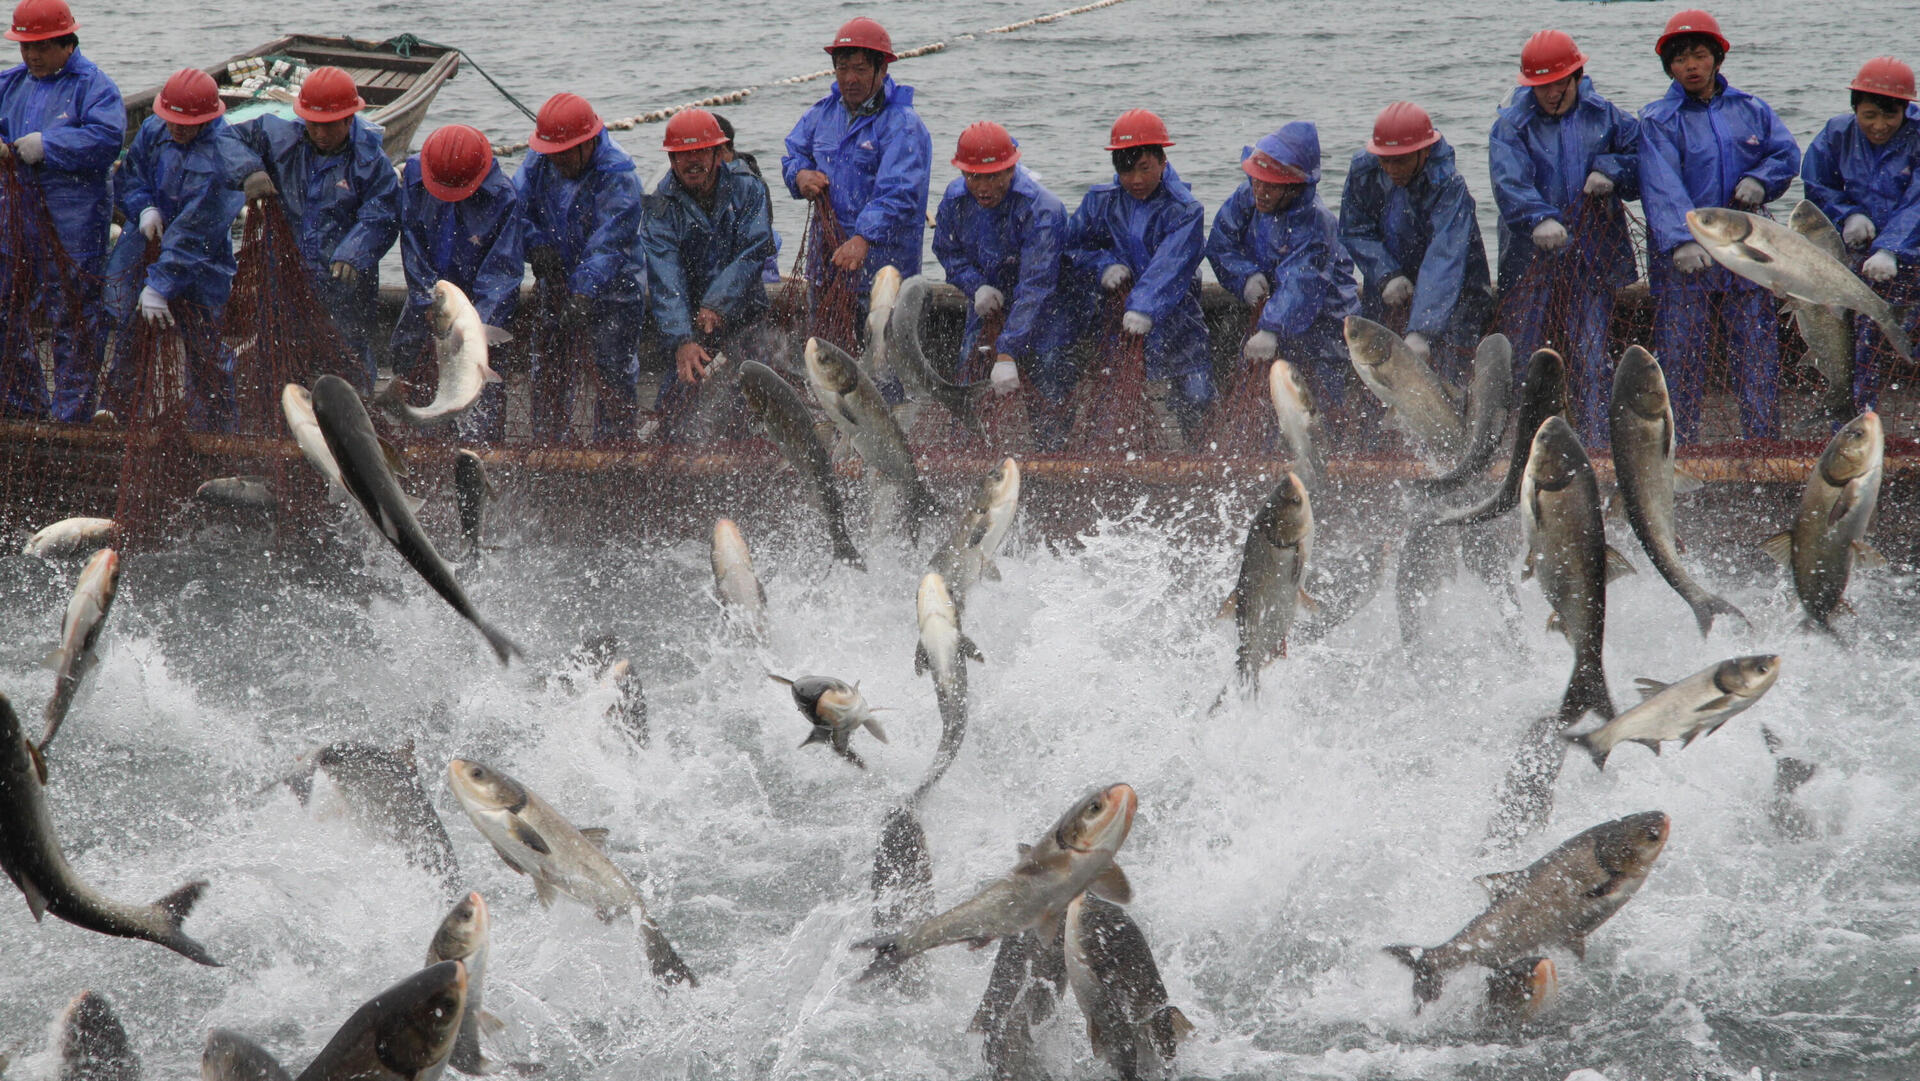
[1089, 863, 1132, 904]
[478, 1010, 508, 1036]
[1216, 589, 1239, 619]
[1560, 728, 1611, 770]
[959, 635, 985, 663]
[1545, 610, 1564, 637]
[1690, 593, 1748, 637]
[324, 477, 349, 504]
[375, 503, 401, 542]
[864, 717, 888, 743]
[767, 673, 795, 687]
[377, 435, 410, 477]
[20, 876, 47, 921]
[578, 827, 611, 851]
[1635, 738, 1663, 756]
[40, 647, 61, 669]
[1828, 486, 1857, 525]
[640, 919, 697, 988]
[479, 360, 504, 385]
[1159, 1005, 1196, 1045]
[27, 740, 46, 785]
[1692, 694, 1736, 713]
[1085, 1018, 1108, 1056]
[854, 932, 905, 981]
[1759, 531, 1794, 566]
[483, 325, 513, 346]
[912, 642, 929, 677]
[1383, 944, 1444, 1006]
[509, 818, 551, 855]
[1733, 241, 1774, 265]
[1603, 546, 1637, 581]
[153, 880, 221, 965]
[799, 727, 832, 749]
[1633, 677, 1670, 699]
[1474, 870, 1529, 902]
[1298, 587, 1319, 612]
[1671, 467, 1704, 494]
[1852, 540, 1888, 569]
[1016, 842, 1032, 856]
[488, 839, 528, 873]
[404, 492, 427, 516]
[1563, 932, 1589, 960]
[477, 621, 521, 666]
[981, 560, 1001, 582]
[533, 877, 558, 908]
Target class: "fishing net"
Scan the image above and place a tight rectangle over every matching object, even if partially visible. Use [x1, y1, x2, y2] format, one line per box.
[772, 195, 861, 357]
[1198, 306, 1267, 456]
[1066, 291, 1155, 456]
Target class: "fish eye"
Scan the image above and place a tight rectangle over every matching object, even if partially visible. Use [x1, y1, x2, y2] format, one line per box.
[468, 766, 484, 779]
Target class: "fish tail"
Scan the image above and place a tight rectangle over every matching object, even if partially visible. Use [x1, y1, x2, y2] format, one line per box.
[477, 621, 522, 666]
[1560, 728, 1611, 771]
[907, 484, 943, 546]
[852, 932, 906, 982]
[640, 920, 696, 988]
[832, 532, 866, 571]
[154, 880, 221, 966]
[1383, 945, 1444, 1006]
[1688, 592, 1748, 638]
[1558, 661, 1615, 724]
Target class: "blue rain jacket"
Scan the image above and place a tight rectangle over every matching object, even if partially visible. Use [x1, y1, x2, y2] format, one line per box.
[517, 130, 648, 304]
[1802, 106, 1920, 261]
[0, 49, 122, 263]
[1339, 137, 1491, 339]
[781, 75, 932, 279]
[114, 115, 249, 307]
[1488, 77, 1641, 291]
[644, 159, 776, 348]
[1206, 122, 1358, 338]
[932, 164, 1075, 361]
[1066, 162, 1209, 375]
[395, 156, 524, 331]
[1639, 75, 1800, 256]
[234, 114, 399, 277]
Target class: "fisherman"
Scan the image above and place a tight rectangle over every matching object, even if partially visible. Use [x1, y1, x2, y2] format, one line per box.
[1339, 101, 1492, 386]
[710, 113, 783, 283]
[103, 67, 248, 431]
[1488, 30, 1639, 443]
[1206, 120, 1358, 441]
[0, 0, 121, 421]
[1801, 56, 1920, 412]
[643, 106, 776, 441]
[781, 16, 932, 296]
[517, 93, 647, 443]
[1639, 8, 1800, 441]
[232, 65, 400, 393]
[392, 123, 522, 442]
[932, 121, 1078, 449]
[1066, 109, 1212, 443]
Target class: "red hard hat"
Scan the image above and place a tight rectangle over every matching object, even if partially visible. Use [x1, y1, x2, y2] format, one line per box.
[6, 0, 75, 41]
[420, 124, 493, 202]
[530, 92, 603, 154]
[1851, 56, 1916, 102]
[952, 121, 1019, 173]
[662, 107, 728, 153]
[1242, 148, 1303, 185]
[1105, 109, 1172, 151]
[1655, 9, 1729, 57]
[824, 16, 896, 62]
[1367, 101, 1440, 156]
[294, 67, 364, 123]
[154, 68, 226, 126]
[1519, 30, 1588, 86]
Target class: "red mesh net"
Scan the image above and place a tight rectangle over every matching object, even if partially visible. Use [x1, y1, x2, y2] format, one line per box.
[227, 197, 362, 422]
[773, 195, 860, 355]
[1066, 291, 1154, 456]
[1199, 306, 1267, 455]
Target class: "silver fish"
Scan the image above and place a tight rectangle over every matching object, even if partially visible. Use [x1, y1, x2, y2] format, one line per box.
[1519, 416, 1625, 723]
[887, 274, 988, 437]
[1344, 315, 1467, 465]
[971, 924, 1066, 1081]
[40, 546, 119, 754]
[804, 336, 942, 540]
[293, 961, 467, 1081]
[282, 384, 348, 503]
[911, 573, 983, 800]
[56, 990, 138, 1081]
[1760, 410, 1885, 631]
[284, 741, 459, 892]
[23, 518, 117, 560]
[452, 450, 491, 559]
[1785, 201, 1859, 424]
[863, 266, 902, 386]
[200, 1030, 291, 1081]
[195, 476, 274, 510]
[377, 281, 508, 427]
[1482, 955, 1558, 1027]
[1267, 359, 1324, 492]
[711, 518, 768, 641]
[1567, 654, 1781, 769]
[768, 673, 886, 767]
[738, 360, 864, 568]
[871, 805, 935, 995]
[448, 759, 694, 987]
[927, 457, 1020, 613]
[1433, 347, 1567, 528]
[1064, 893, 1193, 1081]
[425, 892, 495, 1076]
[1224, 472, 1313, 692]
[1388, 811, 1669, 1006]
[1418, 333, 1512, 493]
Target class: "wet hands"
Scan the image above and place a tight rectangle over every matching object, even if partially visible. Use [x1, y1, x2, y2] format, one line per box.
[830, 235, 869, 272]
[137, 208, 163, 242]
[696, 307, 724, 336]
[1582, 170, 1613, 197]
[1532, 218, 1568, 252]
[243, 170, 277, 201]
[1241, 273, 1270, 307]
[1402, 331, 1431, 363]
[1244, 330, 1278, 361]
[329, 261, 357, 284]
[11, 133, 43, 165]
[676, 341, 712, 384]
[794, 169, 830, 199]
[990, 356, 1019, 396]
[1100, 263, 1131, 292]
[1121, 311, 1152, 336]
[1732, 177, 1766, 208]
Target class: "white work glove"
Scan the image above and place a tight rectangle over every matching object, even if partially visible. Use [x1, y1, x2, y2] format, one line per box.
[243, 170, 277, 201]
[1241, 273, 1270, 307]
[1732, 177, 1766, 207]
[973, 284, 1004, 316]
[1403, 331, 1431, 363]
[13, 132, 43, 165]
[1843, 214, 1877, 249]
[138, 207, 163, 242]
[1532, 218, 1569, 251]
[330, 261, 358, 283]
[1100, 263, 1132, 291]
[1863, 250, 1898, 282]
[1382, 274, 1414, 306]
[138, 285, 173, 328]
[990, 358, 1020, 396]
[1244, 330, 1278, 361]
[1672, 241, 1712, 274]
[1583, 170, 1614, 197]
[1121, 310, 1152, 336]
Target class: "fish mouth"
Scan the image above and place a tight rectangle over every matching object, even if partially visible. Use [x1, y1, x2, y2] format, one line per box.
[1685, 207, 1745, 242]
[1065, 783, 1138, 852]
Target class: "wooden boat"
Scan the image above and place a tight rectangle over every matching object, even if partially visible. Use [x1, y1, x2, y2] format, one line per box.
[121, 34, 460, 164]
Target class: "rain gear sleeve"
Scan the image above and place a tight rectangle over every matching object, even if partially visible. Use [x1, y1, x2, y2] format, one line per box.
[1338, 137, 1491, 340]
[1488, 77, 1640, 291]
[1065, 162, 1209, 377]
[931, 164, 1076, 362]
[644, 162, 776, 348]
[781, 75, 932, 281]
[0, 49, 122, 263]
[112, 115, 248, 309]
[516, 130, 648, 303]
[1638, 75, 1800, 255]
[1205, 121, 1358, 339]
[235, 114, 399, 277]
[1802, 105, 1920, 260]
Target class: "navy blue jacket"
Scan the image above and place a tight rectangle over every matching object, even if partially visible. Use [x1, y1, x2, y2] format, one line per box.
[1066, 162, 1208, 372]
[1207, 121, 1358, 338]
[781, 75, 932, 280]
[395, 156, 523, 331]
[644, 160, 776, 347]
[0, 49, 121, 262]
[1802, 106, 1920, 261]
[1488, 77, 1640, 291]
[235, 114, 400, 278]
[516, 130, 648, 304]
[1639, 75, 1800, 256]
[932, 164, 1074, 360]
[114, 115, 249, 307]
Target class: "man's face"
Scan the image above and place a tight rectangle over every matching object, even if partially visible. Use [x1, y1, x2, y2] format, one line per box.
[1251, 178, 1302, 215]
[166, 120, 203, 145]
[965, 167, 1014, 209]
[552, 140, 595, 180]
[1667, 44, 1719, 98]
[834, 52, 883, 107]
[20, 39, 75, 79]
[1118, 152, 1165, 201]
[1856, 100, 1906, 147]
[671, 146, 721, 196]
[1531, 70, 1580, 117]
[304, 117, 351, 154]
[1379, 147, 1427, 187]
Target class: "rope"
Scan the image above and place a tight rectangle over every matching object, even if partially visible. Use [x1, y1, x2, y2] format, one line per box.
[475, 0, 1135, 156]
[376, 33, 540, 122]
